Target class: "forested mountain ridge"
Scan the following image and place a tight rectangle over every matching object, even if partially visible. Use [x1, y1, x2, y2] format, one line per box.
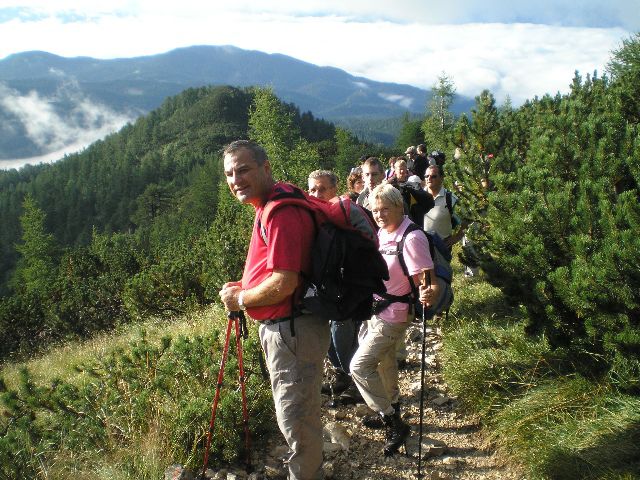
[0, 85, 339, 302]
[0, 45, 474, 161]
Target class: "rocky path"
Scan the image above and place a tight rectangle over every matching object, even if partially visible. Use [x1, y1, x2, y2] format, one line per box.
[313, 324, 522, 480]
[168, 324, 522, 480]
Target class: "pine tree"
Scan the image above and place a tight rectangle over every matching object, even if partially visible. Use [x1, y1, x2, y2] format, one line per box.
[11, 194, 58, 297]
[421, 73, 457, 152]
[248, 87, 315, 187]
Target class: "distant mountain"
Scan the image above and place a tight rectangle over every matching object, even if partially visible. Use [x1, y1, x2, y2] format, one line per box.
[0, 45, 473, 164]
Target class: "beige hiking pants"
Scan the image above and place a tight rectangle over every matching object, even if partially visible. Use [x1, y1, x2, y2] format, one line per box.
[350, 316, 409, 414]
[259, 313, 330, 480]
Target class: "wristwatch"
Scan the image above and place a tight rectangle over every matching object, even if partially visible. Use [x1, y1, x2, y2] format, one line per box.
[238, 290, 247, 311]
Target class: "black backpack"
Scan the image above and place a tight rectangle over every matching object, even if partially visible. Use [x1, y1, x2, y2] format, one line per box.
[395, 181, 435, 228]
[259, 184, 389, 323]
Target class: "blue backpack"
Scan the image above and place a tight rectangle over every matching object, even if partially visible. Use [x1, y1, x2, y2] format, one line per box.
[397, 223, 454, 319]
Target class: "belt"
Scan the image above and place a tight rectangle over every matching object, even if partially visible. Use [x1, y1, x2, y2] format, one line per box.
[261, 308, 310, 326]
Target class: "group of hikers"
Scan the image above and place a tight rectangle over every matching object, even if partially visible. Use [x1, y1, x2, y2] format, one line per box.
[219, 140, 468, 480]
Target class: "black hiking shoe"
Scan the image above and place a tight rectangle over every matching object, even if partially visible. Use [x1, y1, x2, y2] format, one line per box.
[337, 383, 363, 405]
[382, 411, 410, 456]
[362, 402, 400, 429]
[321, 370, 350, 396]
[327, 382, 363, 408]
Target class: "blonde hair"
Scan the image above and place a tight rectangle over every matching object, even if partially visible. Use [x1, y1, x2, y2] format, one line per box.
[368, 183, 403, 209]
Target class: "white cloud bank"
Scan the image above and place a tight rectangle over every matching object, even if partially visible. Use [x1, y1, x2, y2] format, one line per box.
[0, 5, 631, 105]
[0, 1, 636, 168]
[0, 82, 135, 168]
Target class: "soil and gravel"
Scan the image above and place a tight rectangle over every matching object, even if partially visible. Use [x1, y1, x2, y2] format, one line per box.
[261, 323, 523, 480]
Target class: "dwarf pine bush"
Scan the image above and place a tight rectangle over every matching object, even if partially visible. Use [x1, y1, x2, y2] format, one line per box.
[0, 311, 273, 478]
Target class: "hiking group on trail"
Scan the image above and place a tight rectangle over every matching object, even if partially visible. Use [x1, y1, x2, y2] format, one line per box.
[219, 140, 468, 480]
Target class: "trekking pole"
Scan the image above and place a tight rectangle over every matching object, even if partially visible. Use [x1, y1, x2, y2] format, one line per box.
[416, 270, 431, 479]
[200, 311, 252, 479]
[232, 311, 252, 471]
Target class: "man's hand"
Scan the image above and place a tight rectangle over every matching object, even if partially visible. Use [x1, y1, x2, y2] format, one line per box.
[219, 283, 242, 311]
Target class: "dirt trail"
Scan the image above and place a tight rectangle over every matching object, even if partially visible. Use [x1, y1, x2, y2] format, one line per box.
[317, 324, 523, 480]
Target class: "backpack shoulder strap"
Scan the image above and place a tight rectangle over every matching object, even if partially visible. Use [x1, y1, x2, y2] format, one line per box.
[445, 190, 453, 216]
[397, 222, 422, 299]
[258, 185, 316, 245]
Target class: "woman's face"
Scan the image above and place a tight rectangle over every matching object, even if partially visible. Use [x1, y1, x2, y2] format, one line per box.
[354, 178, 365, 193]
[371, 197, 404, 232]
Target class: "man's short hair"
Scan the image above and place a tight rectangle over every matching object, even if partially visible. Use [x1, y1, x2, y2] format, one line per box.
[308, 169, 338, 187]
[417, 144, 427, 154]
[363, 156, 383, 172]
[223, 140, 268, 166]
[427, 164, 445, 177]
[393, 158, 407, 169]
[405, 146, 417, 155]
[369, 183, 404, 209]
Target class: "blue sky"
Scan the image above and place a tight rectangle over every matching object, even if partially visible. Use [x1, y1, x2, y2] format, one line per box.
[0, 0, 637, 168]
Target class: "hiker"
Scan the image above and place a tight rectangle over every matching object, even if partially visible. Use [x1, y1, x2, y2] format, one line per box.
[356, 157, 385, 210]
[404, 146, 417, 173]
[414, 144, 429, 180]
[389, 158, 420, 187]
[387, 158, 435, 230]
[308, 169, 339, 203]
[350, 184, 439, 456]
[346, 167, 364, 202]
[384, 156, 396, 180]
[424, 165, 466, 249]
[219, 140, 330, 480]
[308, 169, 366, 406]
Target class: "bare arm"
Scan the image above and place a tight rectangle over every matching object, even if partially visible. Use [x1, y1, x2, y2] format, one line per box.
[219, 269, 299, 312]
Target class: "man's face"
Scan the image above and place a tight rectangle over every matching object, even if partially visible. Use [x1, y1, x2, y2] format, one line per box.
[223, 148, 272, 206]
[371, 198, 404, 232]
[426, 166, 443, 192]
[362, 164, 383, 190]
[308, 176, 337, 201]
[394, 162, 409, 182]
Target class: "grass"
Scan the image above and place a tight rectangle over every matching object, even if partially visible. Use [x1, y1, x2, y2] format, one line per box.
[440, 256, 640, 479]
[0, 304, 275, 479]
[1, 307, 226, 388]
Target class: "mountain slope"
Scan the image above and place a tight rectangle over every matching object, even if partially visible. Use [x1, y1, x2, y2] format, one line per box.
[0, 45, 473, 162]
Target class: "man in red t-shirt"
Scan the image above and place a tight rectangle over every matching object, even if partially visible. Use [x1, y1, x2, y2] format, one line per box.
[219, 140, 330, 480]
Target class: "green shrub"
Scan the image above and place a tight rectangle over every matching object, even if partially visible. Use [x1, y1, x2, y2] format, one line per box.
[491, 378, 640, 480]
[0, 309, 273, 478]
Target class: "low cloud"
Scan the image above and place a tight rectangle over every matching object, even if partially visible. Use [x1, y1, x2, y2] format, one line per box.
[0, 80, 135, 169]
[378, 92, 414, 109]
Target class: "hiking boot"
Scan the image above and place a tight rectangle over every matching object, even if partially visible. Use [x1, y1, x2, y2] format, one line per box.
[382, 411, 410, 456]
[327, 381, 362, 407]
[397, 358, 409, 370]
[362, 402, 400, 429]
[337, 382, 363, 405]
[321, 370, 350, 396]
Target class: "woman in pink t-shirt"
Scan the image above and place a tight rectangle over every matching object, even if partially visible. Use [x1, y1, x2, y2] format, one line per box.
[350, 184, 439, 456]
